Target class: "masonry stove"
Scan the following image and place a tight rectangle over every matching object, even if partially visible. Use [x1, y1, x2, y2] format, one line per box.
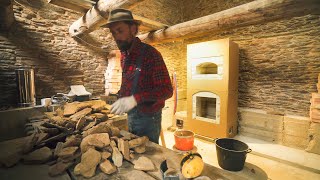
[185, 38, 239, 139]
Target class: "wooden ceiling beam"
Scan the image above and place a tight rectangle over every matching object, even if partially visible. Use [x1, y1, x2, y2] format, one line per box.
[133, 14, 168, 31]
[48, 0, 89, 13]
[138, 0, 320, 45]
[68, 0, 146, 37]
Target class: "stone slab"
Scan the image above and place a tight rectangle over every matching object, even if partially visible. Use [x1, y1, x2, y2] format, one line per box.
[239, 126, 282, 143]
[283, 115, 310, 137]
[239, 108, 283, 133]
[235, 135, 320, 174]
[282, 134, 308, 149]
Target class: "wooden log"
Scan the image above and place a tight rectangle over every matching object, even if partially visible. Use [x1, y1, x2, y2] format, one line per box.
[48, 0, 94, 13]
[133, 14, 168, 32]
[48, 0, 90, 13]
[138, 0, 320, 44]
[68, 0, 145, 37]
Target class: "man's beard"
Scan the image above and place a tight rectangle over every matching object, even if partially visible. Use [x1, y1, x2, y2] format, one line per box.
[116, 40, 133, 51]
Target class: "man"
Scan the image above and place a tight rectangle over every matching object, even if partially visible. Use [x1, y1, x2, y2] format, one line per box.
[105, 9, 173, 144]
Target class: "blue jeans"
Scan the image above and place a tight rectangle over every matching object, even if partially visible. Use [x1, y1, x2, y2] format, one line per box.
[127, 108, 162, 144]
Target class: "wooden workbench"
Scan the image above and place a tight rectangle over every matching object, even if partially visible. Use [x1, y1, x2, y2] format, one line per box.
[0, 106, 266, 180]
[69, 140, 266, 180]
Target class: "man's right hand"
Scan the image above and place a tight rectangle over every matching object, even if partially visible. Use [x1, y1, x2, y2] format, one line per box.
[110, 95, 137, 115]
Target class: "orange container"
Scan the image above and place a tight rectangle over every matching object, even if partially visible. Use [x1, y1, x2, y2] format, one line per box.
[174, 130, 194, 151]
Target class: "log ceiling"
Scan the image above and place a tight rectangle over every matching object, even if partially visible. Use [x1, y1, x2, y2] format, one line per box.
[61, 0, 319, 44]
[47, 0, 168, 37]
[138, 0, 320, 44]
[48, 0, 97, 13]
[13, 0, 312, 44]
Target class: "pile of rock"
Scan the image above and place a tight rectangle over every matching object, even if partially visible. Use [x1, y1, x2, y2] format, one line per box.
[0, 100, 155, 178]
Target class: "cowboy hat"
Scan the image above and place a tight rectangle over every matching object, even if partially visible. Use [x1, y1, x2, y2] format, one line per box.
[103, 9, 141, 28]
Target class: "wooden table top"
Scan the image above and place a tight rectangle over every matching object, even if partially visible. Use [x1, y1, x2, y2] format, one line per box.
[69, 141, 268, 180]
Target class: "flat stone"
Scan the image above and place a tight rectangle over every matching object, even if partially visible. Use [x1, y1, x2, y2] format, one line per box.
[87, 138, 105, 149]
[101, 151, 111, 160]
[64, 102, 91, 116]
[91, 113, 107, 122]
[63, 135, 82, 148]
[99, 160, 117, 174]
[22, 147, 52, 164]
[133, 156, 155, 171]
[48, 161, 74, 176]
[76, 116, 87, 130]
[239, 108, 283, 132]
[77, 148, 101, 178]
[69, 108, 92, 122]
[35, 133, 49, 145]
[89, 100, 107, 112]
[59, 151, 81, 163]
[283, 115, 310, 137]
[82, 121, 96, 131]
[80, 133, 110, 153]
[54, 142, 64, 157]
[57, 146, 79, 159]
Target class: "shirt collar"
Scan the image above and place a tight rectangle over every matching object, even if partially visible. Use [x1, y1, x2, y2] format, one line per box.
[121, 37, 142, 56]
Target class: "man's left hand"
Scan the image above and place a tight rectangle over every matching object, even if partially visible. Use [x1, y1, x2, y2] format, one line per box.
[110, 95, 137, 115]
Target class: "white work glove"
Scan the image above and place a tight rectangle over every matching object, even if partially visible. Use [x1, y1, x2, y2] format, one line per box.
[110, 95, 137, 115]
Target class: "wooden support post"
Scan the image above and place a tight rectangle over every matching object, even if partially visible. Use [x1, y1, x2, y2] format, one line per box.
[138, 0, 320, 45]
[160, 129, 166, 148]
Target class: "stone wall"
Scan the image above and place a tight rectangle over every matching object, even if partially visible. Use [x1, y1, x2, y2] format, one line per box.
[182, 0, 254, 21]
[0, 0, 109, 108]
[183, 14, 320, 117]
[133, 0, 183, 26]
[1, 0, 319, 118]
[0, 0, 182, 109]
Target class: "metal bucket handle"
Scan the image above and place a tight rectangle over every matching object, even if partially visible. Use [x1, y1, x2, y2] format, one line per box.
[214, 138, 252, 153]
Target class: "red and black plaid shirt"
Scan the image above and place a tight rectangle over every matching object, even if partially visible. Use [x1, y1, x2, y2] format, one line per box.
[119, 37, 173, 114]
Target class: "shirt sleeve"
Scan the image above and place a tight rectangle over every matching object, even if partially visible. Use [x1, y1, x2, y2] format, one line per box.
[133, 48, 173, 104]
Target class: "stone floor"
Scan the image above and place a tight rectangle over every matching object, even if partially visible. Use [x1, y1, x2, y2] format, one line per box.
[160, 130, 320, 180]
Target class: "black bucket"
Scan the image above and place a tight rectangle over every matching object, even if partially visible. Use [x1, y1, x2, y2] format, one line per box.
[215, 138, 251, 171]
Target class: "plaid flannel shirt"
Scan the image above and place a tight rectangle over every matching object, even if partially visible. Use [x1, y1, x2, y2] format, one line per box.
[119, 37, 173, 114]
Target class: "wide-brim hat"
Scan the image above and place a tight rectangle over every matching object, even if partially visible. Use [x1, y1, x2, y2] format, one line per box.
[103, 9, 141, 28]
